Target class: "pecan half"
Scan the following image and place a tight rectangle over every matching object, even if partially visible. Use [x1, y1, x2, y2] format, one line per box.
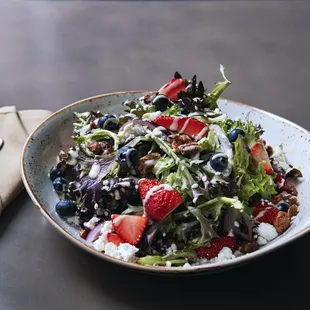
[288, 196, 298, 205]
[87, 140, 114, 155]
[170, 134, 193, 149]
[274, 211, 290, 234]
[136, 153, 161, 175]
[170, 134, 199, 157]
[288, 204, 298, 218]
[272, 191, 289, 204]
[240, 241, 259, 254]
[79, 229, 88, 239]
[285, 183, 298, 196]
[178, 142, 200, 157]
[266, 145, 273, 157]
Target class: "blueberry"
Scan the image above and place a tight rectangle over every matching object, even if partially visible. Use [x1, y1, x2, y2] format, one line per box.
[53, 177, 68, 193]
[49, 166, 62, 181]
[278, 202, 289, 212]
[153, 94, 170, 112]
[97, 115, 119, 130]
[228, 128, 246, 143]
[55, 200, 77, 216]
[117, 146, 138, 169]
[210, 154, 228, 172]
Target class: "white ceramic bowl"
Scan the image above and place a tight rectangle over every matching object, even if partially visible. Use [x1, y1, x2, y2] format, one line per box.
[21, 91, 310, 274]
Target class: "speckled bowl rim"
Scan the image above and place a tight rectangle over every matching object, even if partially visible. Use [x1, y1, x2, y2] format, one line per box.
[21, 90, 310, 274]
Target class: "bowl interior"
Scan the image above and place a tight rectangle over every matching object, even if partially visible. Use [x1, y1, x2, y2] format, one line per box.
[22, 92, 310, 273]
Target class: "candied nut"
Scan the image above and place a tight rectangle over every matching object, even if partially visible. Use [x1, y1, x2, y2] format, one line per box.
[136, 153, 161, 175]
[79, 229, 88, 239]
[240, 241, 259, 254]
[285, 183, 298, 196]
[178, 142, 200, 157]
[274, 211, 290, 234]
[288, 204, 298, 218]
[99, 140, 114, 154]
[272, 191, 289, 204]
[87, 141, 102, 154]
[87, 140, 113, 155]
[90, 121, 97, 129]
[288, 196, 298, 205]
[266, 145, 273, 157]
[170, 134, 193, 150]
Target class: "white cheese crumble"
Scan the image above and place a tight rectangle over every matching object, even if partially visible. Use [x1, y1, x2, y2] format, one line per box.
[101, 220, 113, 233]
[104, 242, 139, 262]
[166, 243, 177, 254]
[166, 261, 172, 267]
[256, 223, 278, 245]
[93, 235, 106, 251]
[183, 263, 191, 268]
[217, 247, 233, 261]
[84, 217, 100, 230]
[66, 216, 79, 226]
[142, 111, 162, 121]
[88, 163, 101, 179]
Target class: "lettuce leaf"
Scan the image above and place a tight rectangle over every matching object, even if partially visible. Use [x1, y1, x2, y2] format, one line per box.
[220, 118, 264, 147]
[198, 128, 220, 152]
[152, 155, 175, 178]
[75, 129, 119, 157]
[234, 135, 276, 210]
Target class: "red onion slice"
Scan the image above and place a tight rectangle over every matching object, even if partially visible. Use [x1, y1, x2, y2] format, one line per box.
[86, 222, 103, 243]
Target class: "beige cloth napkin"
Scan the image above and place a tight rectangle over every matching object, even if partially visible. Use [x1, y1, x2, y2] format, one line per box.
[0, 106, 52, 215]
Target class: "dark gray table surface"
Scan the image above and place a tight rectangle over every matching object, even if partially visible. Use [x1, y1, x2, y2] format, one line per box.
[1, 1, 310, 310]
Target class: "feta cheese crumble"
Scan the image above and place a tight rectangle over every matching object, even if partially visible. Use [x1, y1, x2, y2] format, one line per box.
[83, 217, 100, 230]
[104, 242, 139, 262]
[256, 223, 278, 246]
[166, 243, 177, 254]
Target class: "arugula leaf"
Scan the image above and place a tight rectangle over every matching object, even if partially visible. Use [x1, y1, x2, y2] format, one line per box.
[164, 104, 182, 116]
[203, 65, 231, 110]
[188, 207, 218, 244]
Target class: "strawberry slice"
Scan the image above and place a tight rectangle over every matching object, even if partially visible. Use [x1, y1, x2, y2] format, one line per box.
[153, 116, 208, 140]
[106, 232, 124, 246]
[196, 236, 238, 259]
[251, 140, 273, 175]
[138, 179, 183, 222]
[158, 78, 186, 101]
[274, 171, 287, 190]
[253, 200, 279, 225]
[111, 214, 148, 246]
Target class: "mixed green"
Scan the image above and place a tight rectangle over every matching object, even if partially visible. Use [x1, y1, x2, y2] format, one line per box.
[49, 66, 302, 266]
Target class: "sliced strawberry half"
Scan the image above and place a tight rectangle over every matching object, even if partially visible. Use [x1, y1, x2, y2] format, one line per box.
[138, 179, 183, 222]
[253, 200, 279, 225]
[106, 232, 124, 246]
[251, 140, 273, 175]
[158, 78, 186, 101]
[153, 116, 208, 140]
[274, 171, 287, 190]
[196, 236, 238, 259]
[111, 214, 148, 246]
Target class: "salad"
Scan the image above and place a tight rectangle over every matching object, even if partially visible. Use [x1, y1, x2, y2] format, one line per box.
[49, 66, 302, 267]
